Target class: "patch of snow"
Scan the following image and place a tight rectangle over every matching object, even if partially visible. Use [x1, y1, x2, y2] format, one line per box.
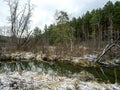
[83, 54, 97, 60]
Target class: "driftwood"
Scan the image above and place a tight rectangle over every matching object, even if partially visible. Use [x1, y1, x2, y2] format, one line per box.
[96, 39, 120, 63]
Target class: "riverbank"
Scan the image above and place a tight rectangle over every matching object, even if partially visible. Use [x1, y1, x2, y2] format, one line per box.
[0, 71, 120, 90]
[1, 51, 120, 67]
[0, 51, 98, 67]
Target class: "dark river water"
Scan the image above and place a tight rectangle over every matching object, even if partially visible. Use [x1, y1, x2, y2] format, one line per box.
[0, 60, 120, 84]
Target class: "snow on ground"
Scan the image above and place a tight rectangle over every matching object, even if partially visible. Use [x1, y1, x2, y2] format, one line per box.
[0, 71, 120, 90]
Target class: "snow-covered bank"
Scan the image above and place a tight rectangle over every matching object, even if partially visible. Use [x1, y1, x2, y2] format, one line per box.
[0, 71, 120, 90]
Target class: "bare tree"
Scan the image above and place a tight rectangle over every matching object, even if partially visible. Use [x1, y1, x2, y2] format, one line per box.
[6, 0, 33, 50]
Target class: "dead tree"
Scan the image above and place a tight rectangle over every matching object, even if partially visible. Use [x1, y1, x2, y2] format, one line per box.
[6, 0, 33, 50]
[96, 38, 120, 63]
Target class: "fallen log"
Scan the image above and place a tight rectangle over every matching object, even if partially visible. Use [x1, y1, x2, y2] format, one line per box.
[96, 38, 120, 64]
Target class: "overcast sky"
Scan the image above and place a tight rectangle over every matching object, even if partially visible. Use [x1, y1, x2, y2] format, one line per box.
[0, 0, 118, 30]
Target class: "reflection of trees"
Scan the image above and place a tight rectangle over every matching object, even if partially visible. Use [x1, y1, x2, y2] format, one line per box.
[0, 61, 33, 71]
[0, 61, 120, 83]
[86, 67, 120, 83]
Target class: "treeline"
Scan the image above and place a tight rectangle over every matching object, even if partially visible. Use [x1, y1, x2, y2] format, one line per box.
[33, 1, 120, 50]
[0, 1, 120, 55]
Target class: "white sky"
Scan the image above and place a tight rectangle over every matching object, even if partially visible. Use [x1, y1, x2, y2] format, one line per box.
[0, 0, 118, 30]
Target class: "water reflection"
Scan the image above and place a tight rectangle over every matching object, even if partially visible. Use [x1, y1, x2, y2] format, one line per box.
[0, 60, 120, 83]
